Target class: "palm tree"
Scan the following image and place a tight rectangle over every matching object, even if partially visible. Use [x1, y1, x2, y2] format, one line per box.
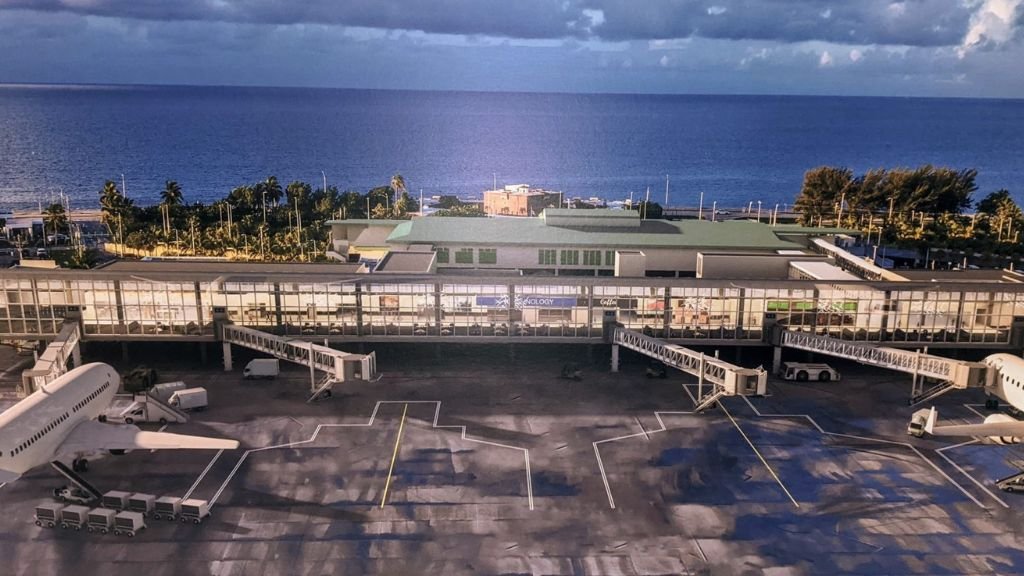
[390, 173, 406, 217]
[264, 176, 283, 206]
[160, 180, 183, 206]
[42, 203, 68, 239]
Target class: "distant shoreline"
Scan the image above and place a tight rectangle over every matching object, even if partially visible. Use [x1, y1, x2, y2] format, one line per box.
[1, 82, 1021, 102]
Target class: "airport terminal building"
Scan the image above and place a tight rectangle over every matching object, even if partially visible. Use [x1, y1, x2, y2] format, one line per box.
[2, 210, 1024, 352]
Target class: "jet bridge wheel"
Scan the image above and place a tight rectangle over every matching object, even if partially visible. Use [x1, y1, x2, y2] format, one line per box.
[985, 398, 1001, 410]
[72, 459, 89, 473]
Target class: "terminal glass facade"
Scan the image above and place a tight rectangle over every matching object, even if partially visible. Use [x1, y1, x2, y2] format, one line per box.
[2, 273, 1021, 348]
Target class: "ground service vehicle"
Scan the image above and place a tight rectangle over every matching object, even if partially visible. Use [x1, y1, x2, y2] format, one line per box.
[169, 387, 208, 411]
[87, 508, 116, 533]
[244, 359, 280, 379]
[54, 485, 97, 505]
[128, 493, 156, 516]
[101, 392, 188, 425]
[153, 496, 181, 521]
[113, 511, 146, 537]
[60, 505, 90, 530]
[780, 362, 840, 382]
[150, 381, 187, 403]
[180, 499, 211, 524]
[35, 503, 63, 527]
[102, 490, 131, 510]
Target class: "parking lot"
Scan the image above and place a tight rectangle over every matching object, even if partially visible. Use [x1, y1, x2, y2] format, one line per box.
[3, 343, 1024, 574]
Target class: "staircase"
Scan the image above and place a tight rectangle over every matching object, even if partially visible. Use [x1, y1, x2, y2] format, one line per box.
[909, 380, 959, 407]
[693, 386, 728, 412]
[50, 461, 102, 502]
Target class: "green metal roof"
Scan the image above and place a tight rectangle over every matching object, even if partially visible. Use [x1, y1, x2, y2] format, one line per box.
[326, 219, 409, 226]
[542, 208, 638, 219]
[386, 216, 816, 250]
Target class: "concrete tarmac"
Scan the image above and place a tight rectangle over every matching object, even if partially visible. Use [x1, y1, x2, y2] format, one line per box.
[2, 343, 1024, 575]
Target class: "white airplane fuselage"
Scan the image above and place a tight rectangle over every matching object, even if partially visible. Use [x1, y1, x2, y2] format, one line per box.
[983, 354, 1024, 409]
[0, 363, 119, 476]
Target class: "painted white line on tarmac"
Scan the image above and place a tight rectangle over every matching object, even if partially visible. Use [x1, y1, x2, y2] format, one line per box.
[935, 440, 1010, 508]
[210, 400, 533, 511]
[379, 403, 409, 508]
[183, 449, 224, 500]
[720, 402, 800, 508]
[740, 395, 994, 510]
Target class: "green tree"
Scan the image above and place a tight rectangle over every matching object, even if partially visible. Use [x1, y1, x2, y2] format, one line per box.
[262, 175, 283, 206]
[160, 180, 183, 206]
[432, 205, 487, 217]
[99, 179, 133, 228]
[42, 203, 68, 238]
[793, 167, 855, 226]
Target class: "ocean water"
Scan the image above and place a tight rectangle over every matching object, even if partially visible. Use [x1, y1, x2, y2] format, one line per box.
[0, 84, 1022, 210]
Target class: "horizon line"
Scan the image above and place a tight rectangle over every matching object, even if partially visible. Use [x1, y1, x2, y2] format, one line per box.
[0, 80, 1020, 102]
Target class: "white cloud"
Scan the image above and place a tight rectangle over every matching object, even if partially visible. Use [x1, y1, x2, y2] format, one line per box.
[958, 0, 1023, 57]
[820, 8, 832, 19]
[849, 48, 863, 62]
[819, 50, 834, 67]
[659, 54, 673, 67]
[707, 6, 727, 16]
[887, 2, 907, 17]
[739, 47, 771, 67]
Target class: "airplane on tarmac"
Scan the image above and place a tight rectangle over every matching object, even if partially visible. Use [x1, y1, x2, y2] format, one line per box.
[911, 353, 1024, 444]
[0, 362, 238, 490]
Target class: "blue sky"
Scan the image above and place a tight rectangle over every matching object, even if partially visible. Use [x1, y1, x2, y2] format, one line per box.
[0, 0, 1022, 97]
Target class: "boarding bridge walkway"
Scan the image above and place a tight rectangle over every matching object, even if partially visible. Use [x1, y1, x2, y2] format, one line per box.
[611, 327, 767, 412]
[21, 322, 82, 396]
[774, 328, 989, 405]
[220, 324, 376, 401]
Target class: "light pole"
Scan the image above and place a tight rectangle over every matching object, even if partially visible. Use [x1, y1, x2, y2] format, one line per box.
[322, 170, 327, 197]
[121, 174, 127, 198]
[262, 189, 267, 224]
[757, 201, 762, 223]
[712, 201, 717, 222]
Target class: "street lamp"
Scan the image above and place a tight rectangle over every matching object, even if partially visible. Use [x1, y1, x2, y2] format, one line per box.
[262, 189, 267, 224]
[756, 201, 762, 223]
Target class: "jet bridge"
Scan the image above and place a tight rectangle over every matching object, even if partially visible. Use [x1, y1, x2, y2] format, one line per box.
[611, 327, 767, 411]
[220, 324, 376, 400]
[20, 322, 82, 397]
[773, 328, 988, 405]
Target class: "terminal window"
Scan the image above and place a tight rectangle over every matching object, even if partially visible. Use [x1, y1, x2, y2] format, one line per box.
[560, 250, 579, 266]
[435, 248, 449, 264]
[538, 249, 556, 265]
[605, 251, 615, 266]
[478, 249, 497, 265]
[583, 250, 602, 266]
[455, 248, 474, 264]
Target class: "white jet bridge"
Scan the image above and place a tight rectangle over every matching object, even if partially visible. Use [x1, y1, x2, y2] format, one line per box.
[220, 324, 376, 401]
[611, 327, 767, 411]
[775, 329, 988, 405]
[20, 322, 82, 396]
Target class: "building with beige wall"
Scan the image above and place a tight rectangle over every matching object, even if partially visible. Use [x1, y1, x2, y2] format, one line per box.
[483, 184, 559, 216]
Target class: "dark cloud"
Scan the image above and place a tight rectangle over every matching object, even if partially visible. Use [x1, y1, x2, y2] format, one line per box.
[585, 0, 972, 47]
[0, 0, 1018, 49]
[0, 0, 587, 39]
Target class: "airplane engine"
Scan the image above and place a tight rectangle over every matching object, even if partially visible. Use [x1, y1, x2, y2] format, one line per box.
[983, 414, 1023, 445]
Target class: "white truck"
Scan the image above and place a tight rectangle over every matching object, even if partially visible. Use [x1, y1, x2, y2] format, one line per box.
[169, 388, 208, 411]
[779, 362, 840, 382]
[244, 358, 279, 379]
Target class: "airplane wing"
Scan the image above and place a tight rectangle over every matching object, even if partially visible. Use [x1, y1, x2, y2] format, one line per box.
[923, 407, 1024, 438]
[56, 420, 239, 458]
[0, 469, 20, 484]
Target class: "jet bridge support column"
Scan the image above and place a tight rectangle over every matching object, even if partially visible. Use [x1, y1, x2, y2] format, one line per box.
[222, 342, 233, 372]
[611, 344, 620, 373]
[772, 346, 782, 375]
[71, 342, 82, 368]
